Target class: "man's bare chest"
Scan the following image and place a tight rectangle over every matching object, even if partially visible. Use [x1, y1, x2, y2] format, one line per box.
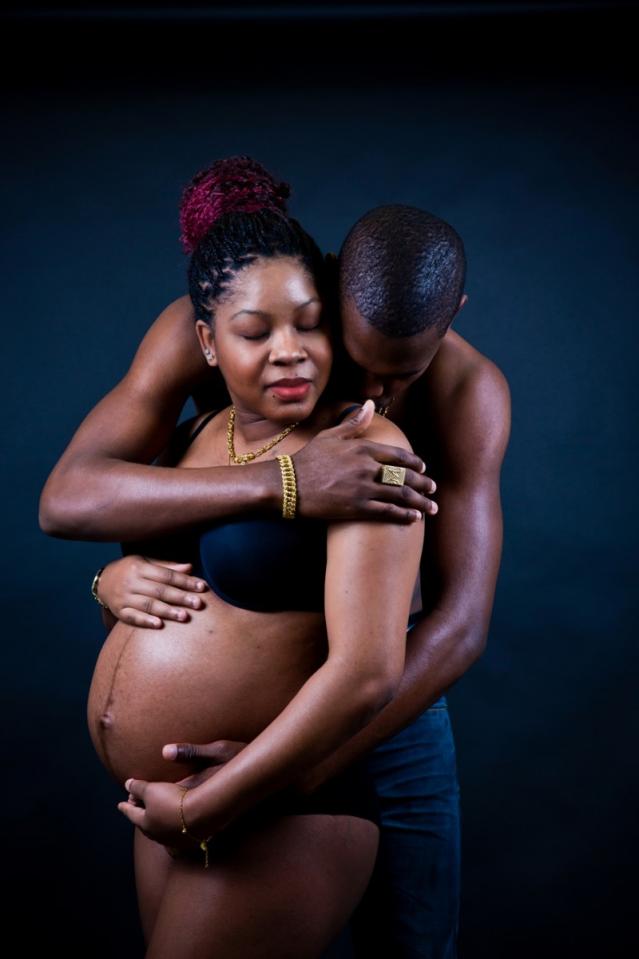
[387, 383, 437, 464]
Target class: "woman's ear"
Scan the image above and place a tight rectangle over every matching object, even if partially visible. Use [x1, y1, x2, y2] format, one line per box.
[195, 319, 217, 367]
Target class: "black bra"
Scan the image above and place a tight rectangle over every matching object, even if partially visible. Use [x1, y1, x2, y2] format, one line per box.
[122, 404, 421, 627]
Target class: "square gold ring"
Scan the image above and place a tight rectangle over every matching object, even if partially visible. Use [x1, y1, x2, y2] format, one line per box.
[379, 465, 407, 486]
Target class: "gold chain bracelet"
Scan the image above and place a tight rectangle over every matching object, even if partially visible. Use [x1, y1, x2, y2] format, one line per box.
[177, 786, 214, 868]
[275, 454, 297, 519]
[91, 566, 111, 612]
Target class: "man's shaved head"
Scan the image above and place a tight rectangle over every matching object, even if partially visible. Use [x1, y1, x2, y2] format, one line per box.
[338, 204, 466, 338]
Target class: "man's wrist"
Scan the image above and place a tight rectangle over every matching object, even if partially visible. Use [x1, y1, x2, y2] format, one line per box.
[251, 460, 292, 516]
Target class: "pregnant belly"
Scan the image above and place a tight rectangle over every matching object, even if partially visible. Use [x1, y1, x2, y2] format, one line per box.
[86, 595, 327, 788]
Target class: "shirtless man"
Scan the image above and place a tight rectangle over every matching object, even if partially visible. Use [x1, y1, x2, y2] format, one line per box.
[40, 203, 511, 959]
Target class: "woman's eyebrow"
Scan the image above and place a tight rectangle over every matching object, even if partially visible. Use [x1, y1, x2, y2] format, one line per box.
[230, 298, 320, 321]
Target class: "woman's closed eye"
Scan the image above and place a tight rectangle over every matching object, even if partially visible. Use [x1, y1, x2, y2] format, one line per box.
[241, 323, 322, 341]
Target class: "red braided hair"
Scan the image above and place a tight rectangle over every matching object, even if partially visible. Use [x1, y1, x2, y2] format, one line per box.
[178, 155, 291, 254]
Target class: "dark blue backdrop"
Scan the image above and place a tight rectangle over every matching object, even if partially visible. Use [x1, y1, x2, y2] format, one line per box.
[3, 4, 637, 956]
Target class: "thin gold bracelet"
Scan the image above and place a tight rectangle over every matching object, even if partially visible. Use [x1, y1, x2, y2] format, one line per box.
[275, 453, 297, 519]
[178, 786, 214, 869]
[91, 566, 111, 612]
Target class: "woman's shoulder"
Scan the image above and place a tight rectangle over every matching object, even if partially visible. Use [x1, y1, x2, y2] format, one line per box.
[330, 400, 415, 453]
[155, 407, 227, 466]
[367, 413, 415, 454]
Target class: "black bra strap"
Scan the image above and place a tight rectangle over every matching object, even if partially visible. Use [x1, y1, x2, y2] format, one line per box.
[185, 409, 219, 447]
[334, 403, 362, 425]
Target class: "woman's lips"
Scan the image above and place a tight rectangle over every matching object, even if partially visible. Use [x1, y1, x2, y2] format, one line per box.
[269, 379, 311, 401]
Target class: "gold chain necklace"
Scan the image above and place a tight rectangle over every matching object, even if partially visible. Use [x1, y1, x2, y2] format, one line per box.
[226, 404, 300, 464]
[376, 395, 396, 417]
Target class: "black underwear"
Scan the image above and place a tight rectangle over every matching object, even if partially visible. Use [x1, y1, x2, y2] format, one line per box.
[171, 759, 380, 863]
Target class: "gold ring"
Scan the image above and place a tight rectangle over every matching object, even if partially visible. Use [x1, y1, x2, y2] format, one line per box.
[379, 465, 406, 486]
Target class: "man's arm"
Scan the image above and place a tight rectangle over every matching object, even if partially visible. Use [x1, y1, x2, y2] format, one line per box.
[39, 297, 436, 542]
[293, 359, 512, 791]
[38, 296, 284, 541]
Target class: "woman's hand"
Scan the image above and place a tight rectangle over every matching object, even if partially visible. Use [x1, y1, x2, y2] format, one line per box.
[97, 555, 209, 628]
[117, 779, 211, 855]
[117, 740, 248, 854]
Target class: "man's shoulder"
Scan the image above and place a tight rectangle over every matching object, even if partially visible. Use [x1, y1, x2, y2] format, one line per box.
[421, 330, 511, 475]
[429, 328, 510, 418]
[365, 407, 416, 452]
[156, 294, 196, 326]
[133, 294, 197, 357]
[459, 350, 510, 418]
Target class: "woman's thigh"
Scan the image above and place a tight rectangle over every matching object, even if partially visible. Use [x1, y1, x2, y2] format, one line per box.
[136, 813, 379, 959]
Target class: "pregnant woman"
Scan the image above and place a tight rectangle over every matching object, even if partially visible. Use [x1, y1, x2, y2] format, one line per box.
[84, 156, 424, 958]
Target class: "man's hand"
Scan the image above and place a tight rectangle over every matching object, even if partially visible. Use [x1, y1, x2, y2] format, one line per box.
[294, 399, 438, 523]
[162, 739, 248, 789]
[118, 740, 248, 856]
[97, 556, 209, 628]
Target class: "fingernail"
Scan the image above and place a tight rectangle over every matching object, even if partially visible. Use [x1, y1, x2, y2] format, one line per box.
[196, 581, 206, 590]
[125, 778, 132, 790]
[163, 745, 178, 760]
[413, 510, 422, 521]
[420, 463, 426, 474]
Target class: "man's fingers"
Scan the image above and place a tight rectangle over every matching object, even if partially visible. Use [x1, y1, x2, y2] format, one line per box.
[371, 470, 438, 514]
[359, 501, 425, 524]
[362, 440, 428, 476]
[331, 399, 375, 436]
[162, 742, 226, 765]
[163, 740, 246, 765]
[375, 464, 437, 496]
[372, 484, 438, 516]
[319, 399, 376, 438]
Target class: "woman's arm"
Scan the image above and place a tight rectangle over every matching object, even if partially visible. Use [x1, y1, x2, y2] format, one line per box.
[183, 414, 425, 836]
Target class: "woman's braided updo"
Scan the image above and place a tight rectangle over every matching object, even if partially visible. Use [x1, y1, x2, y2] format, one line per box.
[179, 155, 329, 328]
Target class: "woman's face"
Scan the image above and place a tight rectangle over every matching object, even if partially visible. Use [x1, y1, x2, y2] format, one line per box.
[195, 256, 332, 427]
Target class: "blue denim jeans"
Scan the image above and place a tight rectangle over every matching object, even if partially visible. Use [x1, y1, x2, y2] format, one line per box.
[321, 695, 461, 959]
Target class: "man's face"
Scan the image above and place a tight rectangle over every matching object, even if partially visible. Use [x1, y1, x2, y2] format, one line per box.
[340, 296, 445, 407]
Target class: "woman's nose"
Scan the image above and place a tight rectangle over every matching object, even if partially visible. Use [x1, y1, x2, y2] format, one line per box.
[269, 330, 307, 363]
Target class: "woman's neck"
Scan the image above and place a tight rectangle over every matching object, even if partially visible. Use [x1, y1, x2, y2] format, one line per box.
[228, 400, 336, 449]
